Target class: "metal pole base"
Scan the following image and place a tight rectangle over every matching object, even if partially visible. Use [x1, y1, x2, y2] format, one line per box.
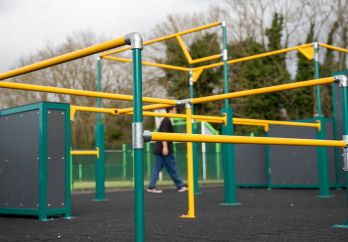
[316, 194, 333, 199]
[180, 214, 195, 219]
[332, 220, 348, 229]
[92, 198, 109, 202]
[220, 202, 241, 206]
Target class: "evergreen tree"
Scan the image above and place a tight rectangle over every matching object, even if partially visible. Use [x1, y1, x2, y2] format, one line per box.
[156, 32, 223, 115]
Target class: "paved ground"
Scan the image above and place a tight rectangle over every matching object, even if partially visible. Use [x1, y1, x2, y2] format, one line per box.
[0, 186, 348, 241]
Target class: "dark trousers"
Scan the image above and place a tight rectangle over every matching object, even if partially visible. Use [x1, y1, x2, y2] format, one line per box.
[148, 154, 184, 189]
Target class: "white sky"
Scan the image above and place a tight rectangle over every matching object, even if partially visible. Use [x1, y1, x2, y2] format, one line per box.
[0, 0, 213, 72]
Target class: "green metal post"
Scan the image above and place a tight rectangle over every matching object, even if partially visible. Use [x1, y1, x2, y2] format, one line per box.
[216, 143, 221, 180]
[332, 75, 348, 228]
[189, 71, 200, 194]
[221, 107, 239, 205]
[94, 56, 107, 201]
[221, 21, 238, 205]
[314, 42, 322, 116]
[331, 83, 342, 189]
[38, 103, 48, 221]
[313, 43, 331, 197]
[127, 33, 144, 242]
[122, 144, 127, 180]
[70, 154, 73, 191]
[95, 124, 106, 200]
[222, 21, 229, 108]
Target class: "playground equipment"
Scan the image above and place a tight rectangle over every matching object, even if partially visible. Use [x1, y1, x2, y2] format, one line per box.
[0, 102, 70, 221]
[1, 21, 348, 242]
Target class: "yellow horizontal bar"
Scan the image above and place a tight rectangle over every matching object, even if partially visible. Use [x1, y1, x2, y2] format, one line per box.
[71, 148, 99, 158]
[151, 132, 346, 147]
[191, 77, 335, 104]
[189, 54, 222, 64]
[123, 110, 225, 124]
[102, 56, 190, 72]
[0, 37, 126, 80]
[233, 120, 269, 131]
[319, 43, 348, 54]
[100, 22, 221, 57]
[234, 118, 320, 130]
[70, 105, 116, 120]
[0, 81, 177, 105]
[116, 103, 174, 114]
[72, 105, 116, 114]
[195, 43, 313, 71]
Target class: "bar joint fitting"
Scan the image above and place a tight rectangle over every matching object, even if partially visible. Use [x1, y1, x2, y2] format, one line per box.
[176, 98, 192, 106]
[143, 130, 152, 142]
[132, 122, 144, 149]
[125, 32, 143, 49]
[335, 75, 348, 87]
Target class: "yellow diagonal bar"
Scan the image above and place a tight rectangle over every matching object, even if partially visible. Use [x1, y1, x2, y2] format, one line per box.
[151, 132, 346, 148]
[319, 43, 348, 54]
[191, 77, 335, 104]
[100, 22, 221, 57]
[175, 35, 222, 65]
[71, 148, 99, 158]
[176, 35, 193, 63]
[234, 118, 320, 130]
[102, 56, 190, 72]
[194, 43, 313, 71]
[0, 81, 177, 105]
[0, 37, 126, 80]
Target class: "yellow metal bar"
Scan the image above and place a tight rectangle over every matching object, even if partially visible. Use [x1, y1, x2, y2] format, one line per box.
[176, 35, 193, 63]
[191, 77, 335, 104]
[194, 43, 313, 71]
[100, 22, 221, 57]
[175, 35, 222, 65]
[233, 120, 269, 131]
[319, 43, 348, 54]
[181, 106, 195, 219]
[124, 110, 225, 124]
[70, 105, 116, 120]
[102, 56, 190, 72]
[234, 118, 321, 130]
[116, 103, 174, 114]
[71, 148, 100, 158]
[151, 132, 346, 148]
[0, 81, 177, 105]
[0, 37, 126, 80]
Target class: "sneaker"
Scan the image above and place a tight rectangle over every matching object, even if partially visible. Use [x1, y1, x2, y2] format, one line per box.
[146, 188, 163, 194]
[177, 186, 188, 193]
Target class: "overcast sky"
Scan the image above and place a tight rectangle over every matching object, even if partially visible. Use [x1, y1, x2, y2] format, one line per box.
[0, 0, 213, 72]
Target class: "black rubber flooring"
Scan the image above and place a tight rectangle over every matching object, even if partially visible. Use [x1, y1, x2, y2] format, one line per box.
[0, 186, 348, 241]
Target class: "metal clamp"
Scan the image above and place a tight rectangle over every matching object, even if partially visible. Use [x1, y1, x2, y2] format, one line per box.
[313, 42, 319, 62]
[185, 102, 191, 109]
[222, 49, 228, 61]
[343, 135, 348, 171]
[335, 75, 348, 87]
[132, 122, 144, 149]
[176, 98, 192, 106]
[125, 32, 143, 50]
[143, 130, 152, 142]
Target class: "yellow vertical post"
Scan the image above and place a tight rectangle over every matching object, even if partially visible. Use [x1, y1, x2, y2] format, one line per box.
[181, 103, 195, 218]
